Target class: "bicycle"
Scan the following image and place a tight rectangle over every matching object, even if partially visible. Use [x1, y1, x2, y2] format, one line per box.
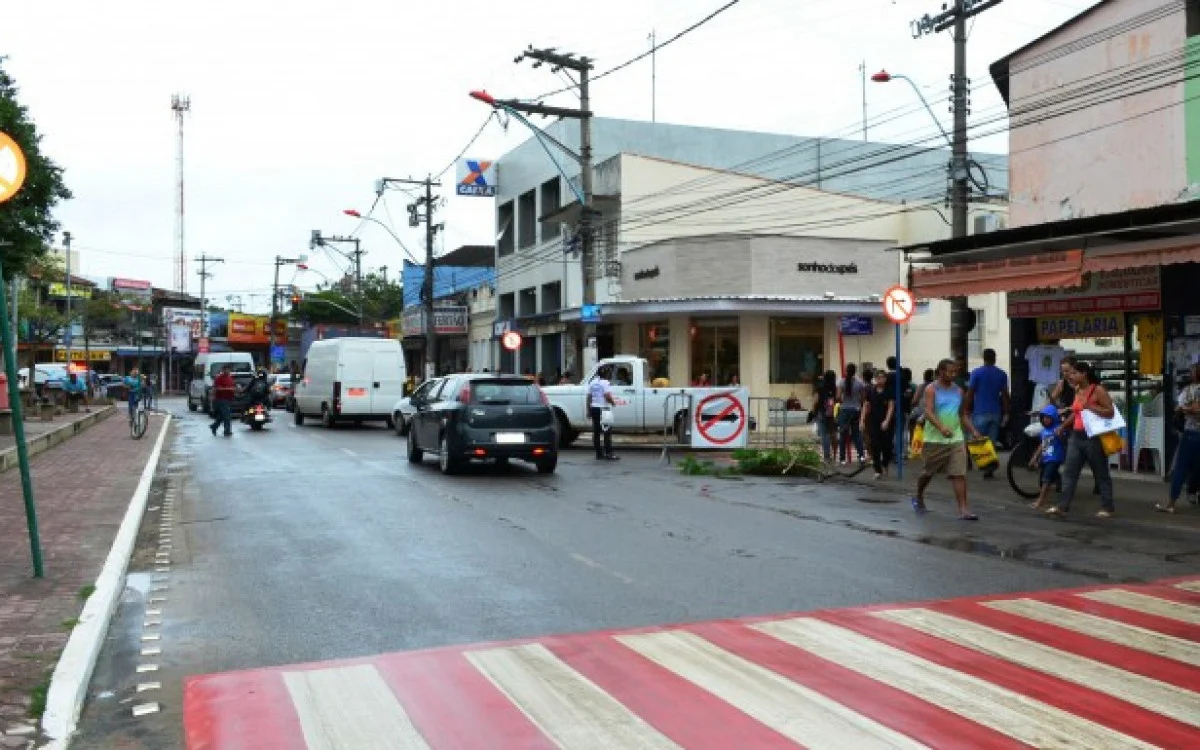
[1007, 407, 1074, 499]
[129, 398, 149, 440]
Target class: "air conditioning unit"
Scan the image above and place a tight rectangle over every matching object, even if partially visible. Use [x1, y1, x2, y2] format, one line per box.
[973, 213, 1006, 234]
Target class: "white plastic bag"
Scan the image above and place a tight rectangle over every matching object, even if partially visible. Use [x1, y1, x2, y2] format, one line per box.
[1081, 405, 1126, 438]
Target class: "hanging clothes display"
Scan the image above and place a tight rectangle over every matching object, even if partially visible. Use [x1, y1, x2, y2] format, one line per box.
[1137, 314, 1164, 376]
[1025, 343, 1067, 386]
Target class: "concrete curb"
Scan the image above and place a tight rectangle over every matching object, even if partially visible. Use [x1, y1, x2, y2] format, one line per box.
[0, 407, 115, 474]
[39, 415, 173, 749]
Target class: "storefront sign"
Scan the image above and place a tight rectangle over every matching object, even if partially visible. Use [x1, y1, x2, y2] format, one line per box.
[162, 306, 203, 337]
[111, 277, 153, 297]
[169, 325, 192, 352]
[493, 319, 516, 337]
[227, 313, 287, 345]
[1037, 313, 1126, 341]
[797, 262, 858, 274]
[633, 266, 660, 281]
[402, 306, 468, 336]
[47, 282, 92, 299]
[54, 348, 112, 362]
[838, 315, 874, 335]
[455, 158, 497, 197]
[1009, 266, 1160, 317]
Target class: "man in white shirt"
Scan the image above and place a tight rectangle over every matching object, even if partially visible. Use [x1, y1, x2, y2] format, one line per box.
[588, 366, 619, 460]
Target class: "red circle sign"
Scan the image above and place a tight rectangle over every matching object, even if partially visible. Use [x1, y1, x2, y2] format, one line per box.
[882, 285, 915, 324]
[693, 392, 747, 446]
[501, 330, 522, 351]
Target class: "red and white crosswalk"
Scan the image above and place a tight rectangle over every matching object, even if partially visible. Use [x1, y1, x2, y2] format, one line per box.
[184, 576, 1200, 749]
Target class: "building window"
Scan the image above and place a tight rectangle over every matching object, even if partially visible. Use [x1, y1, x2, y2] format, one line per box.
[518, 287, 537, 317]
[690, 318, 739, 386]
[769, 318, 823, 385]
[639, 322, 670, 381]
[540, 178, 561, 243]
[541, 281, 561, 313]
[498, 202, 515, 257]
[498, 293, 515, 321]
[518, 189, 537, 249]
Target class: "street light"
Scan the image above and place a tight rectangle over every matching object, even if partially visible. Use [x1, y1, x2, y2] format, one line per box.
[870, 70, 952, 147]
[342, 209, 418, 264]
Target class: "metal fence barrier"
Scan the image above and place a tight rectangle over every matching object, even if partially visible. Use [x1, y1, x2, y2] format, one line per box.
[660, 393, 819, 462]
[659, 392, 693, 464]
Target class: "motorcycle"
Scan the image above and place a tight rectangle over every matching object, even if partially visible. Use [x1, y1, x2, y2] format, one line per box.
[241, 402, 273, 431]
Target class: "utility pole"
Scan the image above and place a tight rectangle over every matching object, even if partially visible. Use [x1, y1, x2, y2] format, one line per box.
[380, 265, 388, 285]
[378, 176, 441, 377]
[62, 232, 73, 358]
[859, 61, 868, 141]
[195, 254, 224, 339]
[310, 231, 365, 326]
[911, 0, 1002, 363]
[649, 30, 657, 122]
[269, 255, 303, 370]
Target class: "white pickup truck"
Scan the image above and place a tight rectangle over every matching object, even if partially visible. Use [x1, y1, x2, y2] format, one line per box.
[543, 356, 734, 446]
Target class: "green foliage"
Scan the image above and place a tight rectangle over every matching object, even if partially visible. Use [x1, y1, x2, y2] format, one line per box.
[0, 61, 72, 279]
[731, 442, 823, 477]
[293, 271, 404, 325]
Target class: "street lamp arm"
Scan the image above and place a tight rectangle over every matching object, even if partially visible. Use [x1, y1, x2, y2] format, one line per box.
[891, 73, 952, 148]
[349, 214, 419, 265]
[492, 101, 587, 205]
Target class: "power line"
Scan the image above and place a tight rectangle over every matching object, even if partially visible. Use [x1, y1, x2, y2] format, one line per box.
[433, 112, 499, 180]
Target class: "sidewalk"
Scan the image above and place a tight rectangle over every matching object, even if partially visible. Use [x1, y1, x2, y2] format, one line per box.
[0, 407, 115, 474]
[0, 412, 166, 740]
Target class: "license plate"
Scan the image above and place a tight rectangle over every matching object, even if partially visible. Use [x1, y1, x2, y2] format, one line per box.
[347, 387, 367, 397]
[495, 432, 525, 444]
[255, 414, 265, 421]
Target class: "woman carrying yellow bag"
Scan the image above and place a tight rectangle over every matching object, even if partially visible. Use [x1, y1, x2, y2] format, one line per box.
[1045, 362, 1117, 519]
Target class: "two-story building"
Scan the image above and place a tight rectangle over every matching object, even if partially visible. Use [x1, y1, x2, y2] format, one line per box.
[493, 117, 1009, 401]
[902, 0, 1200, 476]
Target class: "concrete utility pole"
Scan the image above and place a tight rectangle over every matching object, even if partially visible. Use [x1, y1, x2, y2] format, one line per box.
[910, 0, 1002, 364]
[62, 232, 73, 356]
[508, 47, 598, 373]
[269, 255, 304, 369]
[309, 232, 365, 326]
[195, 255, 225, 338]
[378, 176, 441, 377]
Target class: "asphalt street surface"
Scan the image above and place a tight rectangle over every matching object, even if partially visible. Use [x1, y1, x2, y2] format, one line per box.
[74, 398, 1200, 748]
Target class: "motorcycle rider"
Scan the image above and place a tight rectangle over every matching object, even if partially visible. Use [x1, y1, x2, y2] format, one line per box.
[247, 368, 272, 412]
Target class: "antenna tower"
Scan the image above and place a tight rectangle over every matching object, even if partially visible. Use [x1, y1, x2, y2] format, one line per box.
[171, 93, 191, 294]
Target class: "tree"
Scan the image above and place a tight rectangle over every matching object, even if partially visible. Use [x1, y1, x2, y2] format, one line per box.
[291, 273, 403, 325]
[79, 291, 123, 365]
[0, 60, 72, 279]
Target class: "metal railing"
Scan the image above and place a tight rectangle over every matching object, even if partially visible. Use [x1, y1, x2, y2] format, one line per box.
[661, 393, 819, 462]
[659, 392, 694, 464]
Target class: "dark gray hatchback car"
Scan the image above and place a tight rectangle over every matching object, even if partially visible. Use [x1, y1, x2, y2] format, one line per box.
[407, 374, 558, 475]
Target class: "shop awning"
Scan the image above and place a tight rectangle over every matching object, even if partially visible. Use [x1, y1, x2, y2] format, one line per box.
[912, 250, 1083, 299]
[1082, 243, 1200, 273]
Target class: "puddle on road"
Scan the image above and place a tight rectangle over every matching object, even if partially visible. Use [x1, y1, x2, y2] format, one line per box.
[914, 535, 1111, 579]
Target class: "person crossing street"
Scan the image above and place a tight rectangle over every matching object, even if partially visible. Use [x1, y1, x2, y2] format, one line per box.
[209, 364, 236, 437]
[588, 366, 619, 461]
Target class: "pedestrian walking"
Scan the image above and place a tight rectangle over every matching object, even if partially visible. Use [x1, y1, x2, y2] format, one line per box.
[1158, 357, 1200, 514]
[836, 363, 866, 465]
[862, 369, 896, 479]
[209, 364, 236, 437]
[813, 370, 838, 463]
[1028, 404, 1067, 510]
[912, 358, 981, 520]
[588, 365, 619, 461]
[966, 348, 1010, 476]
[143, 373, 156, 409]
[1045, 361, 1117, 519]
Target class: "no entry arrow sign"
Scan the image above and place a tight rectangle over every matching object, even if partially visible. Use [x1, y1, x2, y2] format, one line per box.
[882, 285, 916, 324]
[691, 389, 750, 448]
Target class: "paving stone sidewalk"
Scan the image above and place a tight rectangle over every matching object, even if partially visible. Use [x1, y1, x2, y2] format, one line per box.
[0, 413, 166, 740]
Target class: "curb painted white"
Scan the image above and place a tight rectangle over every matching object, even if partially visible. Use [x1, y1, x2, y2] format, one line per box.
[40, 415, 173, 749]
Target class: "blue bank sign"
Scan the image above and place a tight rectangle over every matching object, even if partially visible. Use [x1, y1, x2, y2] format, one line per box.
[456, 158, 498, 197]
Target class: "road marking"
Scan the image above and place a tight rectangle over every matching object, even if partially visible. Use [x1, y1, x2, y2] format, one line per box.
[754, 617, 1156, 749]
[569, 553, 634, 585]
[131, 703, 160, 717]
[136, 682, 162, 692]
[1176, 581, 1200, 594]
[878, 608, 1200, 727]
[283, 664, 431, 750]
[616, 630, 926, 749]
[1081, 589, 1200, 624]
[986, 598, 1200, 666]
[466, 643, 679, 750]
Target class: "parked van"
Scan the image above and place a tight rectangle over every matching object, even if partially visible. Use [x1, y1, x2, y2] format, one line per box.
[294, 338, 406, 428]
[188, 352, 256, 414]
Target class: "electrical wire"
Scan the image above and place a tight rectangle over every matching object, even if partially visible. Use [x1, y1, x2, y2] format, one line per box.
[433, 112, 499, 180]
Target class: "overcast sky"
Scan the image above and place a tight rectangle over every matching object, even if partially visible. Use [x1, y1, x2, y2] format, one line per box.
[1, 0, 1095, 314]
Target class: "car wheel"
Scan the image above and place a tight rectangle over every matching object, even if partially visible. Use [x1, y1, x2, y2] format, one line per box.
[250, 422, 264, 431]
[187, 398, 197, 412]
[394, 413, 407, 436]
[536, 454, 558, 474]
[294, 408, 304, 426]
[407, 431, 423, 463]
[321, 405, 335, 428]
[556, 412, 578, 448]
[438, 435, 459, 475]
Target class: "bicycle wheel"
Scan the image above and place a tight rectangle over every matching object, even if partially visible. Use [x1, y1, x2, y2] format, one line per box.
[131, 408, 149, 440]
[1006, 436, 1041, 499]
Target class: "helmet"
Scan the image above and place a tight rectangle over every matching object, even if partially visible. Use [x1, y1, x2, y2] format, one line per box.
[256, 368, 268, 378]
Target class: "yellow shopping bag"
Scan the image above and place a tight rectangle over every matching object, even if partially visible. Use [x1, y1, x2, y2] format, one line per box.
[1099, 431, 1125, 456]
[909, 423, 924, 457]
[966, 438, 1000, 470]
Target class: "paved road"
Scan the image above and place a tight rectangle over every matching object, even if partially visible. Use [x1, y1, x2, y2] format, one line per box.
[73, 399, 1200, 747]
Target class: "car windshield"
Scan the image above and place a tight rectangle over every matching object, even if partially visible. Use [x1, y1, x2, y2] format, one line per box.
[272, 375, 291, 385]
[210, 362, 253, 376]
[469, 380, 542, 405]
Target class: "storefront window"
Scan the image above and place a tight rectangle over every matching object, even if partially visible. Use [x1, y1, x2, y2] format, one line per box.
[690, 318, 739, 386]
[639, 322, 670, 381]
[769, 318, 823, 385]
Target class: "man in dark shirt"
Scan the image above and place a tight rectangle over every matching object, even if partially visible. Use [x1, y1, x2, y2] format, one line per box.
[209, 365, 236, 437]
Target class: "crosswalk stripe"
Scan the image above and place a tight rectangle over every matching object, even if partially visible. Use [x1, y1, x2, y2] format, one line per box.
[282, 664, 431, 750]
[1176, 581, 1200, 594]
[1081, 589, 1200, 624]
[985, 598, 1200, 667]
[466, 643, 679, 750]
[617, 630, 928, 749]
[878, 608, 1200, 729]
[754, 617, 1158, 749]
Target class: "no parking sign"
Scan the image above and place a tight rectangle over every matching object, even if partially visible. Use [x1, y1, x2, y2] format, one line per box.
[691, 388, 750, 449]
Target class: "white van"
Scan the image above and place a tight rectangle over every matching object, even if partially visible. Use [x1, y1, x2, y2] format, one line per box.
[188, 352, 256, 414]
[293, 338, 406, 428]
